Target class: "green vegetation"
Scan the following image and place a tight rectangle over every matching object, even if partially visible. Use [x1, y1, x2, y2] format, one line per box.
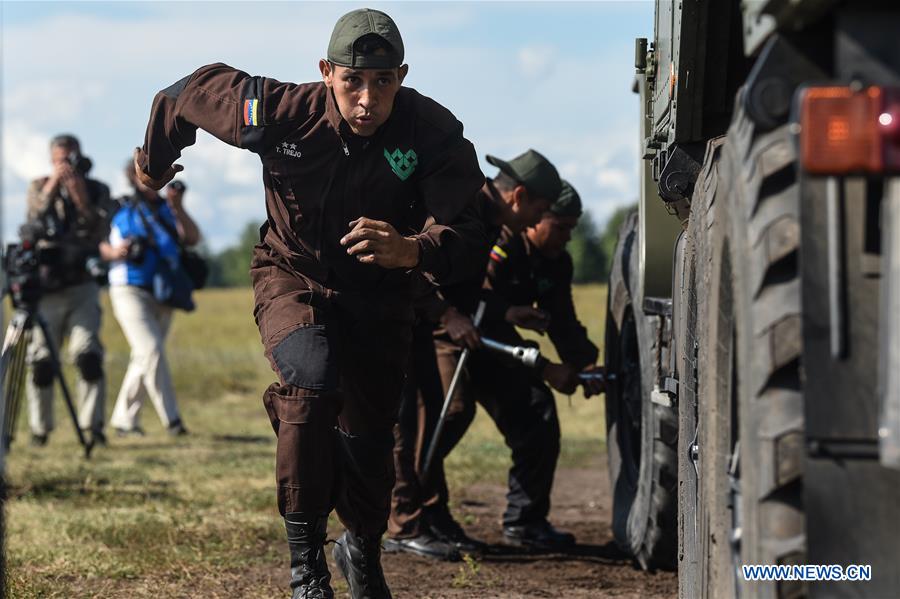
[205, 205, 636, 288]
[205, 222, 261, 288]
[3, 285, 607, 597]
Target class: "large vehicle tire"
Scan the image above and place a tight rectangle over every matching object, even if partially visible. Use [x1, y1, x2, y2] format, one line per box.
[605, 211, 678, 570]
[679, 94, 806, 599]
[675, 139, 717, 599]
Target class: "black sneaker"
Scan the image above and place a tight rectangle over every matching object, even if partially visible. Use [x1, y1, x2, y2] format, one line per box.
[167, 420, 189, 436]
[115, 426, 145, 438]
[426, 507, 485, 555]
[332, 530, 392, 599]
[30, 433, 48, 447]
[383, 532, 462, 562]
[502, 520, 576, 550]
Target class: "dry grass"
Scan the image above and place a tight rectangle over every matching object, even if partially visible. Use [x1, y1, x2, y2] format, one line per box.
[3, 285, 608, 597]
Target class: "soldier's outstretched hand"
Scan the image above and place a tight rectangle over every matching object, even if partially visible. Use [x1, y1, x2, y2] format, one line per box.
[580, 365, 606, 397]
[341, 217, 420, 269]
[441, 306, 481, 349]
[543, 362, 579, 395]
[133, 147, 183, 191]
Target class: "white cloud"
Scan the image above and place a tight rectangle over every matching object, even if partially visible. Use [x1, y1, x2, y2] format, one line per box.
[187, 133, 260, 187]
[2, 122, 50, 183]
[595, 167, 631, 195]
[517, 44, 557, 79]
[5, 80, 106, 127]
[2, 2, 652, 251]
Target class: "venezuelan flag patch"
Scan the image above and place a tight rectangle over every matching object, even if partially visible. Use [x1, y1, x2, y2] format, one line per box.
[490, 244, 508, 263]
[243, 99, 259, 126]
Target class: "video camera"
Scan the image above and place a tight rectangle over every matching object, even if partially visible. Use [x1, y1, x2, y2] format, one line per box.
[2, 222, 62, 311]
[66, 151, 92, 176]
[2, 214, 102, 310]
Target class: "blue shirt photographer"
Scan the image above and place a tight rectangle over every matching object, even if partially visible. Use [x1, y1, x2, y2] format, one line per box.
[108, 197, 180, 288]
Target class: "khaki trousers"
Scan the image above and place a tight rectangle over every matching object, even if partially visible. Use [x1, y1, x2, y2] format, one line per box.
[26, 281, 106, 435]
[108, 285, 181, 430]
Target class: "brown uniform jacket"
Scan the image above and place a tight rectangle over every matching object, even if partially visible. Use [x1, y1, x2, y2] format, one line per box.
[138, 64, 487, 320]
[413, 179, 505, 324]
[484, 227, 599, 370]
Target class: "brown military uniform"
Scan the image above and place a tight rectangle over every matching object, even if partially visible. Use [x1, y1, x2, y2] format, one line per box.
[389, 181, 505, 539]
[391, 225, 599, 533]
[139, 64, 486, 534]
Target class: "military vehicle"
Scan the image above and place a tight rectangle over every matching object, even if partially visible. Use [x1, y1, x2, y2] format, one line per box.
[604, 1, 900, 597]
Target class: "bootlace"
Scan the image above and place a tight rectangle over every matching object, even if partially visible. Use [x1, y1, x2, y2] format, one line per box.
[355, 536, 390, 595]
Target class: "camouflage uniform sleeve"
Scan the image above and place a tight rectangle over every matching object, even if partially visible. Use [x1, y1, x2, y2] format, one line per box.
[539, 252, 599, 370]
[86, 181, 114, 246]
[26, 178, 50, 222]
[136, 63, 316, 179]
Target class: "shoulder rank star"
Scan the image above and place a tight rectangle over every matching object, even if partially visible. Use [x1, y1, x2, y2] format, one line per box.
[243, 99, 259, 126]
[490, 245, 508, 263]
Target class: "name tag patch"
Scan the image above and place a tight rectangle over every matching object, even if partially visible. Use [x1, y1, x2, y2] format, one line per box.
[277, 142, 302, 159]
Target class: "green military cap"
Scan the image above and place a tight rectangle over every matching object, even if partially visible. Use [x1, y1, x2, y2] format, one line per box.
[551, 180, 583, 218]
[328, 8, 405, 69]
[486, 149, 562, 202]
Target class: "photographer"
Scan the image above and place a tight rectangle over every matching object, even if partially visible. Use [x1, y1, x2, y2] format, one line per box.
[104, 163, 200, 437]
[24, 134, 113, 447]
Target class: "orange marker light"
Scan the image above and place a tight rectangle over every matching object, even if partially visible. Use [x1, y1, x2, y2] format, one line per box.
[800, 86, 900, 174]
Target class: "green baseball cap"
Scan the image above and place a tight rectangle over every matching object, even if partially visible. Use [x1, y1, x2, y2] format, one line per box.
[551, 180, 583, 218]
[327, 8, 404, 69]
[486, 149, 562, 202]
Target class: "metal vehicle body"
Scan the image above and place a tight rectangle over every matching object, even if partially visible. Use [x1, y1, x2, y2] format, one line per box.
[604, 1, 900, 597]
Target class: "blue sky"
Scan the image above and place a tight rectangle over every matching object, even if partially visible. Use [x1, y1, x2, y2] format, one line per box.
[2, 1, 653, 251]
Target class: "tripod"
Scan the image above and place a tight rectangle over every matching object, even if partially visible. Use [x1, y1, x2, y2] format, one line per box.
[0, 308, 93, 459]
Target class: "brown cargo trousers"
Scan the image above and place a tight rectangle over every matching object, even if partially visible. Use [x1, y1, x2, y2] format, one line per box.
[253, 260, 411, 537]
[390, 328, 561, 537]
[389, 328, 483, 538]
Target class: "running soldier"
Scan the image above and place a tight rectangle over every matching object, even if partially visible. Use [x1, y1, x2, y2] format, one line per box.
[133, 9, 487, 598]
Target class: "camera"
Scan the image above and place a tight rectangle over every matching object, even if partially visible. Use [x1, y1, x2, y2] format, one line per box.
[67, 151, 92, 175]
[2, 231, 61, 311]
[126, 237, 148, 264]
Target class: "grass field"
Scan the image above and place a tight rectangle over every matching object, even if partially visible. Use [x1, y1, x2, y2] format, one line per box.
[3, 285, 608, 597]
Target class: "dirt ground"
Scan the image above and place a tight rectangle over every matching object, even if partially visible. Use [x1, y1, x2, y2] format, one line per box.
[249, 453, 677, 599]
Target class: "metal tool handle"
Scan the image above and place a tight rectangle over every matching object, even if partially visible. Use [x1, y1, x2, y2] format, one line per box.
[421, 301, 486, 482]
[578, 372, 616, 382]
[480, 336, 543, 368]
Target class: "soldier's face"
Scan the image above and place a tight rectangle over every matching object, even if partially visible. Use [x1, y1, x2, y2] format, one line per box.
[528, 213, 578, 257]
[320, 61, 408, 136]
[510, 186, 552, 231]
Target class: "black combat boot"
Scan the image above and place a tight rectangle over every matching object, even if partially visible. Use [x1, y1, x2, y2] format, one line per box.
[285, 513, 334, 599]
[333, 530, 392, 599]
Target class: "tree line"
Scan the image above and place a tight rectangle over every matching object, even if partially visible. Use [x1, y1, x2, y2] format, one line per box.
[203, 205, 637, 288]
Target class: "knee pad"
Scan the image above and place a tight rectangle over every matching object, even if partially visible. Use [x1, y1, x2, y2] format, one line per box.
[75, 352, 104, 382]
[32, 359, 55, 388]
[273, 326, 338, 391]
